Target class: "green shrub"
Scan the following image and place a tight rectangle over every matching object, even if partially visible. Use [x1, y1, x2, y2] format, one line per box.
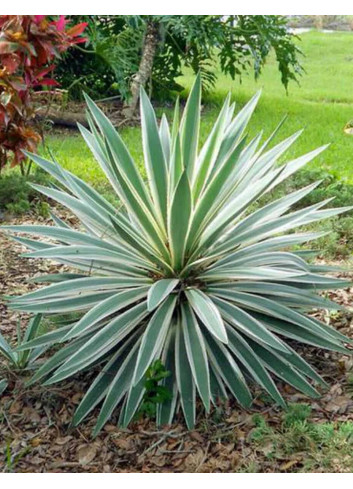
[0, 171, 49, 216]
[2, 77, 352, 434]
[269, 168, 353, 210]
[313, 215, 353, 258]
[259, 169, 353, 259]
[249, 407, 353, 471]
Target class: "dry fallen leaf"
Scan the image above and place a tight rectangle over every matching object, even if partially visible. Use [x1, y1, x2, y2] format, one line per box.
[325, 395, 352, 413]
[190, 431, 204, 443]
[77, 445, 97, 466]
[55, 436, 73, 446]
[280, 459, 300, 471]
[30, 438, 42, 447]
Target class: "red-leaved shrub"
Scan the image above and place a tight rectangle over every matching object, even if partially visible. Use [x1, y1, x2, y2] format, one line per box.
[0, 15, 87, 173]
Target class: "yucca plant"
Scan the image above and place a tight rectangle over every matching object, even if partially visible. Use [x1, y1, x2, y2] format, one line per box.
[0, 314, 44, 371]
[2, 75, 352, 434]
[0, 315, 44, 396]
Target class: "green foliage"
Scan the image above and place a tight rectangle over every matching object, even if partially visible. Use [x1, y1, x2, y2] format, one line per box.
[282, 403, 312, 427]
[314, 216, 353, 259]
[0, 315, 45, 371]
[0, 171, 49, 216]
[136, 360, 172, 420]
[55, 16, 132, 100]
[50, 32, 353, 188]
[0, 315, 49, 400]
[2, 78, 351, 435]
[250, 405, 353, 472]
[265, 168, 353, 211]
[258, 169, 353, 258]
[56, 15, 302, 101]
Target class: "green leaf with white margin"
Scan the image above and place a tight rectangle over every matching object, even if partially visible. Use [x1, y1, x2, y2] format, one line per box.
[93, 340, 141, 435]
[21, 314, 43, 365]
[209, 367, 228, 403]
[226, 180, 323, 240]
[200, 266, 304, 282]
[219, 281, 346, 311]
[237, 130, 303, 189]
[21, 245, 147, 276]
[249, 341, 321, 398]
[46, 302, 148, 384]
[0, 332, 16, 363]
[199, 167, 284, 253]
[12, 278, 150, 304]
[140, 87, 168, 225]
[63, 287, 149, 341]
[277, 340, 328, 387]
[180, 73, 201, 179]
[171, 96, 180, 149]
[73, 331, 140, 427]
[211, 295, 289, 353]
[192, 93, 230, 200]
[210, 251, 309, 273]
[29, 273, 85, 284]
[28, 184, 113, 237]
[212, 289, 344, 344]
[255, 313, 349, 354]
[147, 279, 179, 311]
[205, 332, 252, 408]
[168, 132, 183, 201]
[175, 320, 195, 429]
[181, 301, 211, 412]
[133, 295, 177, 384]
[159, 113, 171, 163]
[28, 335, 90, 385]
[49, 211, 70, 229]
[266, 145, 329, 193]
[16, 324, 73, 351]
[185, 288, 227, 344]
[103, 139, 169, 254]
[210, 232, 329, 268]
[73, 350, 124, 427]
[1, 225, 140, 262]
[110, 214, 171, 273]
[10, 292, 114, 314]
[225, 324, 285, 407]
[121, 375, 146, 428]
[83, 93, 154, 215]
[215, 90, 261, 169]
[168, 170, 192, 270]
[211, 196, 332, 256]
[187, 137, 247, 251]
[157, 328, 178, 426]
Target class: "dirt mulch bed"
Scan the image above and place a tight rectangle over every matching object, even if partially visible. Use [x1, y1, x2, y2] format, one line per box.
[1, 209, 353, 473]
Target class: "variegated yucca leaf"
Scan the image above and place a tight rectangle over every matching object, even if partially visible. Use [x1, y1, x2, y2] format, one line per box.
[2, 75, 352, 433]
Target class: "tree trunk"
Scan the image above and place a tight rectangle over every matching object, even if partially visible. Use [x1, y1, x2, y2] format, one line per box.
[123, 19, 160, 120]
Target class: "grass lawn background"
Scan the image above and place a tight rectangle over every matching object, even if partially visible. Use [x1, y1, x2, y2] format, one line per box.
[44, 30, 353, 187]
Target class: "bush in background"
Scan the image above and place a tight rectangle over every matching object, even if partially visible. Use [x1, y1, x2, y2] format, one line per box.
[0, 170, 49, 216]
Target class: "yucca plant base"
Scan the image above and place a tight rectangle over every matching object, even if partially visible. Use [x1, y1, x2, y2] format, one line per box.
[2, 76, 352, 434]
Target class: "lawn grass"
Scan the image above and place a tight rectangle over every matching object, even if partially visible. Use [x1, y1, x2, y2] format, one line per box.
[42, 30, 353, 186]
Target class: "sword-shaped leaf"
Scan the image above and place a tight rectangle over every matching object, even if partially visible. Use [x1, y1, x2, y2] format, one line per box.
[147, 279, 179, 311]
[185, 289, 228, 344]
